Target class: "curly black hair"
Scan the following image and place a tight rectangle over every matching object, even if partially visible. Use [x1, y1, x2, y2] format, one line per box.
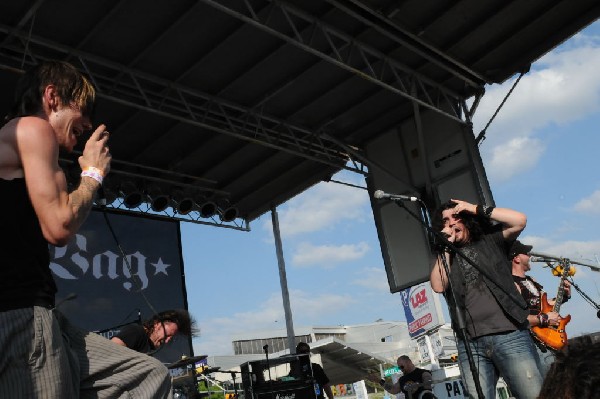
[143, 309, 198, 337]
[432, 200, 495, 244]
[538, 336, 600, 399]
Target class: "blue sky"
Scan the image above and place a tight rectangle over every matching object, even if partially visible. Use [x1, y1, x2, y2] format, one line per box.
[183, 21, 600, 356]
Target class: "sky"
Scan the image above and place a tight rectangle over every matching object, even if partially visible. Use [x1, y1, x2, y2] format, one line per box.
[182, 21, 600, 356]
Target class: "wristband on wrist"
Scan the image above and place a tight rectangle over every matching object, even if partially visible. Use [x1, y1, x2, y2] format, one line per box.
[81, 166, 104, 185]
[538, 313, 549, 328]
[379, 378, 385, 386]
[476, 204, 484, 217]
[480, 205, 494, 218]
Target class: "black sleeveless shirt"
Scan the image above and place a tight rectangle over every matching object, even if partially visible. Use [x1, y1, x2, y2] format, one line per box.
[0, 178, 55, 310]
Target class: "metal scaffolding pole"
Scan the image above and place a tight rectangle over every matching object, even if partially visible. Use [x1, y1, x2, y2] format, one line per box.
[270, 205, 296, 353]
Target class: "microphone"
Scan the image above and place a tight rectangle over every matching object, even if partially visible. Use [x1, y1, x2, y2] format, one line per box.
[373, 190, 419, 202]
[529, 251, 563, 261]
[529, 256, 550, 263]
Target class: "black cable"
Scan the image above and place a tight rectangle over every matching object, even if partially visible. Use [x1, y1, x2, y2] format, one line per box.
[100, 210, 160, 317]
[97, 208, 170, 357]
[475, 68, 529, 146]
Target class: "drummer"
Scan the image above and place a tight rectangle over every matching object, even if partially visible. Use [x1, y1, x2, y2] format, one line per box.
[111, 309, 196, 353]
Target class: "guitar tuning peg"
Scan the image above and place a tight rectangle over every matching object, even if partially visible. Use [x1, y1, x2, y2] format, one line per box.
[552, 265, 563, 276]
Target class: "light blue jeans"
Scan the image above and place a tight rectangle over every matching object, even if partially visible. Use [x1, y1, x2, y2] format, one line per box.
[457, 329, 543, 399]
[533, 340, 556, 377]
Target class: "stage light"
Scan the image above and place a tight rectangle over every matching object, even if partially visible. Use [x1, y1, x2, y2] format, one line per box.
[195, 196, 217, 218]
[119, 181, 143, 208]
[146, 185, 170, 212]
[95, 177, 118, 207]
[172, 190, 195, 215]
[218, 201, 239, 222]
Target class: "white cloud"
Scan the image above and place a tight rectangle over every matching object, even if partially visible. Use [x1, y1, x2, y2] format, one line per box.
[573, 190, 600, 215]
[263, 179, 369, 237]
[292, 241, 369, 267]
[472, 38, 600, 180]
[351, 267, 389, 291]
[475, 45, 600, 139]
[486, 136, 545, 182]
[193, 290, 355, 355]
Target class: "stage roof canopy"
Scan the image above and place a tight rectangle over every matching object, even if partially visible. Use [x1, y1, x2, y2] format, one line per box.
[1, 0, 598, 227]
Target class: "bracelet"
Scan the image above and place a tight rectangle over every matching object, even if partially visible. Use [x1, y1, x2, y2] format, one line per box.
[481, 205, 494, 218]
[81, 166, 104, 185]
[379, 379, 385, 386]
[538, 313, 549, 328]
[476, 204, 484, 217]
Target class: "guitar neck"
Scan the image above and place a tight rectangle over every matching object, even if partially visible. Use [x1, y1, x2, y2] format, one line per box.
[553, 267, 570, 313]
[554, 281, 564, 313]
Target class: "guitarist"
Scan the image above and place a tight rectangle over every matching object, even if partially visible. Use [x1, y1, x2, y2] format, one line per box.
[510, 241, 571, 376]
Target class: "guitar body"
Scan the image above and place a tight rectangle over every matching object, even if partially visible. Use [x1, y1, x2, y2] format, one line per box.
[531, 292, 571, 351]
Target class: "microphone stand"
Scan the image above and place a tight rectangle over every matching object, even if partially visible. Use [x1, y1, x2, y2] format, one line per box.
[391, 199, 486, 399]
[532, 256, 600, 318]
[263, 344, 275, 399]
[231, 371, 239, 399]
[566, 277, 600, 318]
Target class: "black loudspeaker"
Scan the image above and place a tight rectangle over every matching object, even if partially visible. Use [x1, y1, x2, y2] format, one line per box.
[365, 107, 494, 292]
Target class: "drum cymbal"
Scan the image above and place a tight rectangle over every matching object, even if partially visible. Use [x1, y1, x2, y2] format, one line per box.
[172, 374, 194, 387]
[167, 355, 208, 369]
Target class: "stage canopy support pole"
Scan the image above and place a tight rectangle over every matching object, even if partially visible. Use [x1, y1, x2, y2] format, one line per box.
[270, 205, 296, 354]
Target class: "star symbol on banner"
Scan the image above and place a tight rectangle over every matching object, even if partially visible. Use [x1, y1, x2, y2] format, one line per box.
[152, 258, 171, 276]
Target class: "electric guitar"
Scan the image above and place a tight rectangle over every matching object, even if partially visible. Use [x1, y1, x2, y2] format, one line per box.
[531, 262, 571, 350]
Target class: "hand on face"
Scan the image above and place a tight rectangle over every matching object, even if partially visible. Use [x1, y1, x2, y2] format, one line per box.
[449, 199, 477, 216]
[79, 124, 111, 177]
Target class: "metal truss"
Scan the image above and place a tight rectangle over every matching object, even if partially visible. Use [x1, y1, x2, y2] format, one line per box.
[97, 200, 251, 232]
[200, 0, 478, 124]
[0, 24, 358, 174]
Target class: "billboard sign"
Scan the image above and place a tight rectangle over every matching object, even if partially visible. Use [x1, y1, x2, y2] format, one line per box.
[400, 282, 444, 339]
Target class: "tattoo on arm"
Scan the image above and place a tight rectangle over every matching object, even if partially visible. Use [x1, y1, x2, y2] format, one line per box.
[69, 177, 98, 226]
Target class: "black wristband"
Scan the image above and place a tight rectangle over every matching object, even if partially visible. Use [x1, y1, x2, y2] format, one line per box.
[379, 379, 386, 386]
[538, 313, 549, 328]
[479, 205, 494, 218]
[476, 204, 484, 217]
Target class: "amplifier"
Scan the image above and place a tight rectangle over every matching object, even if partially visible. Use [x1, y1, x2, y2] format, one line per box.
[241, 355, 318, 399]
[254, 384, 315, 399]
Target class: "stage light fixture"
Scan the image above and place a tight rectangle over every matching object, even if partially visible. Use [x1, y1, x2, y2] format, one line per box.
[195, 196, 217, 218]
[218, 201, 239, 222]
[146, 185, 170, 212]
[94, 177, 118, 207]
[172, 190, 195, 215]
[119, 181, 143, 208]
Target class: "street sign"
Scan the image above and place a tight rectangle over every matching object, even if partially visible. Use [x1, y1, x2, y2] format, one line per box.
[384, 366, 400, 377]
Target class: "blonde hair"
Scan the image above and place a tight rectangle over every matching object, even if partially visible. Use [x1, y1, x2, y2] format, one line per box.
[6, 60, 96, 120]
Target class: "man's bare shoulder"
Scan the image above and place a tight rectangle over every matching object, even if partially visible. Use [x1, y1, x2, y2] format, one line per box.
[13, 116, 57, 149]
[13, 116, 53, 135]
[0, 117, 51, 176]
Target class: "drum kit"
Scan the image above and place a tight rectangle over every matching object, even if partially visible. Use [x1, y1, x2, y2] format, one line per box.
[167, 355, 221, 399]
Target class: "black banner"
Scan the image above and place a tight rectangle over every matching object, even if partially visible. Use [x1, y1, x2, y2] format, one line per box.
[50, 209, 191, 364]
